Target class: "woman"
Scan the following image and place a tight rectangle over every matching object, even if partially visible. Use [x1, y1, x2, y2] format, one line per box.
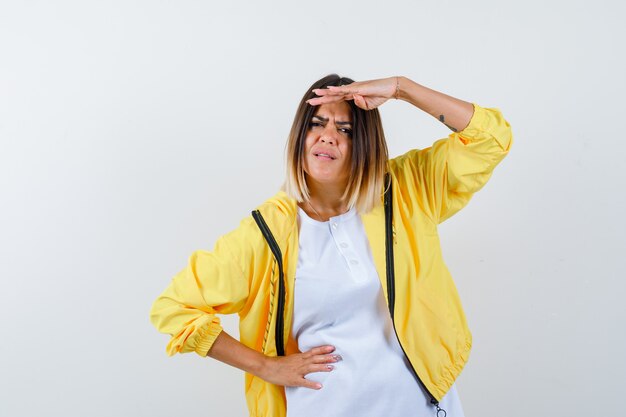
[150, 74, 513, 417]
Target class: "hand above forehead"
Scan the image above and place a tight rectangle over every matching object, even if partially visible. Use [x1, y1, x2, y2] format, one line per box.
[307, 77, 400, 110]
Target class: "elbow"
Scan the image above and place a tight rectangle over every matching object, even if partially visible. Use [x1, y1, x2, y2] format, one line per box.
[491, 109, 513, 152]
[498, 121, 513, 153]
[149, 302, 162, 333]
[149, 296, 171, 334]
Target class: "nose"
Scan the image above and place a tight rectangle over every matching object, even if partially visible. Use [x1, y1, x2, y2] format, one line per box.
[319, 123, 338, 144]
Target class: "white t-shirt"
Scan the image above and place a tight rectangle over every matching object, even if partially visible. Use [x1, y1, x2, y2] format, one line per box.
[285, 206, 466, 417]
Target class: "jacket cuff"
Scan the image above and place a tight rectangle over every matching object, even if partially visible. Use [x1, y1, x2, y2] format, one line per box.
[457, 103, 513, 151]
[194, 322, 224, 357]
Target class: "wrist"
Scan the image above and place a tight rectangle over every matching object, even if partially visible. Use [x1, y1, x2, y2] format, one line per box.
[253, 353, 272, 379]
[395, 76, 409, 101]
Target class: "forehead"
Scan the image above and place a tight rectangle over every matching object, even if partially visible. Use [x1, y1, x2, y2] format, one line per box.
[312, 101, 352, 122]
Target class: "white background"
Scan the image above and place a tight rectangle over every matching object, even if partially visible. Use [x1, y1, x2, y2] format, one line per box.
[1, 1, 624, 416]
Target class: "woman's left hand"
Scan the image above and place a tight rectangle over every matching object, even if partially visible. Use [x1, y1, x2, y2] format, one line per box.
[307, 76, 399, 110]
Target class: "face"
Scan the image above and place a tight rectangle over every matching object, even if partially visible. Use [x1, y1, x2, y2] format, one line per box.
[302, 101, 353, 188]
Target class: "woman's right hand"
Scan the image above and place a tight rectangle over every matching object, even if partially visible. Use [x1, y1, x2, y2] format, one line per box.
[259, 345, 342, 390]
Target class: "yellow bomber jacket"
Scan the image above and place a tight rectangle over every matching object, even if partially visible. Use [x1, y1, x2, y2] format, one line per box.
[149, 103, 513, 417]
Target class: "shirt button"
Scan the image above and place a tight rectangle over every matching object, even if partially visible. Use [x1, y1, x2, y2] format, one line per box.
[350, 259, 359, 265]
[340, 242, 348, 248]
[331, 223, 338, 229]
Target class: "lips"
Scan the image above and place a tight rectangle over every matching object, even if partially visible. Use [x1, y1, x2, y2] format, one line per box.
[312, 149, 337, 160]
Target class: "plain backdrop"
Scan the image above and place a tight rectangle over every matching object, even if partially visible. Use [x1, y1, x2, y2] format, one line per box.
[1, 1, 624, 416]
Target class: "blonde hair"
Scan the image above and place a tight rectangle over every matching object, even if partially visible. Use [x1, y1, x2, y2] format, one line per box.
[282, 74, 389, 214]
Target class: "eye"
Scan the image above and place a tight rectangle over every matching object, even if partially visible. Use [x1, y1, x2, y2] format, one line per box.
[309, 121, 322, 128]
[340, 128, 353, 137]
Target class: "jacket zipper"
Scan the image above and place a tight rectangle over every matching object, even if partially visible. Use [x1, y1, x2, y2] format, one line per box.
[251, 210, 286, 357]
[384, 173, 447, 417]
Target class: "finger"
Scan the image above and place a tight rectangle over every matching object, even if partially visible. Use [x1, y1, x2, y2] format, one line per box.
[309, 363, 335, 373]
[307, 345, 335, 357]
[300, 377, 323, 390]
[326, 85, 362, 96]
[311, 88, 340, 97]
[306, 95, 351, 106]
[311, 353, 343, 364]
[353, 94, 369, 110]
[308, 92, 350, 102]
[313, 86, 357, 97]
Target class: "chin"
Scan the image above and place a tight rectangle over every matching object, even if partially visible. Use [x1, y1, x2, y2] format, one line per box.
[306, 171, 348, 185]
[304, 163, 349, 186]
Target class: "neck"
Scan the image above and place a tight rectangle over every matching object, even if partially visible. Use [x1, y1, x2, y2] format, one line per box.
[300, 178, 350, 221]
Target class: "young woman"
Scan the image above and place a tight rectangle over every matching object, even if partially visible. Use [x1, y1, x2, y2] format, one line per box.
[150, 74, 513, 417]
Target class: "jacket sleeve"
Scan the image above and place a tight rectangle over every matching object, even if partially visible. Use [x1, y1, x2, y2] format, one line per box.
[149, 224, 251, 357]
[390, 103, 513, 224]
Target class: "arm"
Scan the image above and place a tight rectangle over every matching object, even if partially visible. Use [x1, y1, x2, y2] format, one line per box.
[307, 76, 474, 133]
[149, 235, 249, 357]
[149, 219, 340, 388]
[207, 330, 340, 390]
[206, 330, 267, 374]
[396, 76, 474, 133]
[308, 76, 513, 223]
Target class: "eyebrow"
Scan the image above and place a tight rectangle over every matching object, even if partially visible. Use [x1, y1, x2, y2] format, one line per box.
[312, 115, 352, 126]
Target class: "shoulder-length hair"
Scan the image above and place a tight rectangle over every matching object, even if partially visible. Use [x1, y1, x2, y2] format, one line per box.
[282, 74, 389, 214]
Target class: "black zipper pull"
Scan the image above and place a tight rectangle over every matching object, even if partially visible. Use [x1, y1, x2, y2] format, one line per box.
[431, 399, 447, 417]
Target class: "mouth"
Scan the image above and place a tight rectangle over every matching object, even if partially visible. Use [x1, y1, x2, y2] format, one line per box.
[313, 152, 336, 160]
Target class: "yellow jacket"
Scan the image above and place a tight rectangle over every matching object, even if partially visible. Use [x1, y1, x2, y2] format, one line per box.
[150, 103, 513, 417]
